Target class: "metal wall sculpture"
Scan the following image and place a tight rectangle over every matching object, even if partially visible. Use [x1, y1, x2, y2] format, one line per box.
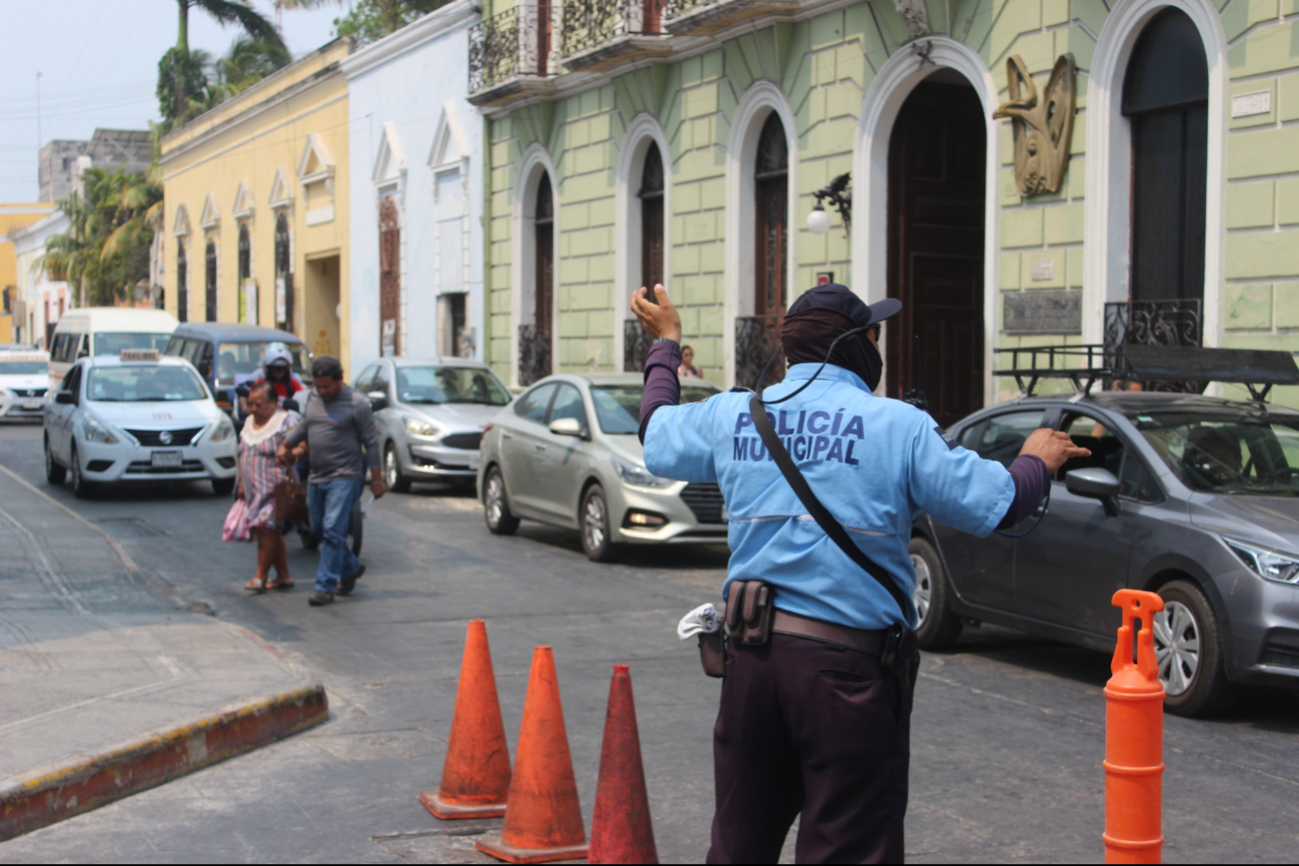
[993, 54, 1077, 197]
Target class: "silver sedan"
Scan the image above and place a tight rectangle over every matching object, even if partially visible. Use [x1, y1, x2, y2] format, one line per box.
[354, 357, 513, 492]
[476, 372, 729, 561]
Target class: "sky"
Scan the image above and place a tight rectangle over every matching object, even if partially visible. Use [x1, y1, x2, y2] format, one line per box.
[0, 0, 351, 204]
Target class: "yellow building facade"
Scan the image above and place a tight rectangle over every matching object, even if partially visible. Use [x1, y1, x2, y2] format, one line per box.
[1, 203, 57, 344]
[160, 39, 354, 364]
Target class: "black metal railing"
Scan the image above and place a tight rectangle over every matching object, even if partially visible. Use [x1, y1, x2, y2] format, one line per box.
[469, 5, 555, 94]
[563, 0, 663, 55]
[623, 319, 654, 372]
[665, 0, 721, 18]
[1104, 299, 1205, 392]
[735, 313, 784, 391]
[518, 323, 553, 387]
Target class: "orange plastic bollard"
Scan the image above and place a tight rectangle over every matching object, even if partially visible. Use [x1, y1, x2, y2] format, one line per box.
[1104, 589, 1166, 865]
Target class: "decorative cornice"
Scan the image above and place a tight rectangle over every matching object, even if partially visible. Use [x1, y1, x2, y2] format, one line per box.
[341, 0, 481, 79]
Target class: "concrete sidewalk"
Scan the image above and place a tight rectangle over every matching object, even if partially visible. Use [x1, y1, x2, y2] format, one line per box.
[0, 468, 327, 839]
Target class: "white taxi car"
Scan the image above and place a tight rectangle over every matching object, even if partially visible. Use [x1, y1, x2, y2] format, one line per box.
[43, 350, 238, 498]
[0, 350, 50, 420]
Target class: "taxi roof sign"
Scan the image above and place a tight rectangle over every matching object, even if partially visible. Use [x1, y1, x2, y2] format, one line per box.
[120, 349, 161, 363]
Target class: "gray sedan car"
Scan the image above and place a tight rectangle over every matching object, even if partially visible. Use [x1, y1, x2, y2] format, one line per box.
[476, 373, 728, 560]
[354, 357, 513, 492]
[914, 390, 1299, 716]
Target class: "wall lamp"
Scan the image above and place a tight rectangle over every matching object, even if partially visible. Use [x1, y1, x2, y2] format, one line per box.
[807, 172, 852, 237]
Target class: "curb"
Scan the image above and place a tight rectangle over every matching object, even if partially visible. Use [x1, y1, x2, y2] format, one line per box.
[0, 683, 329, 842]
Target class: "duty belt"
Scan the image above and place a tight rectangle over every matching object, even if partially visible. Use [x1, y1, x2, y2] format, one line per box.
[771, 610, 909, 668]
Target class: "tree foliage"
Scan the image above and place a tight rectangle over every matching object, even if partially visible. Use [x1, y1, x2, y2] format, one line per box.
[43, 168, 164, 307]
[332, 0, 456, 44]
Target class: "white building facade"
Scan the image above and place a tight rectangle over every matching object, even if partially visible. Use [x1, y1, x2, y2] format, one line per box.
[342, 0, 485, 374]
[10, 211, 71, 349]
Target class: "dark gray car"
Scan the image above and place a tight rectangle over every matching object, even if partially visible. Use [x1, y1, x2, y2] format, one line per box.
[913, 390, 1299, 716]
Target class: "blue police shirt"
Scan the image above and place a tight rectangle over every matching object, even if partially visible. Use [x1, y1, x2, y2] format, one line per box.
[643, 362, 1015, 630]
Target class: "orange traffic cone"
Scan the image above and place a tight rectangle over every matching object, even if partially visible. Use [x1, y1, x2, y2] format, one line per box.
[589, 665, 658, 865]
[420, 619, 512, 820]
[476, 646, 589, 864]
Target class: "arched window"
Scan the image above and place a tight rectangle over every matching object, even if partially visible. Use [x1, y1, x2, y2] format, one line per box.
[275, 213, 293, 332]
[237, 223, 252, 324]
[205, 241, 218, 322]
[524, 176, 555, 384]
[379, 194, 401, 357]
[639, 142, 665, 291]
[176, 240, 188, 323]
[1124, 8, 1208, 309]
[753, 113, 788, 318]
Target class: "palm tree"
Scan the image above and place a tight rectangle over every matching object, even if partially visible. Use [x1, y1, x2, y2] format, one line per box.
[213, 35, 292, 97]
[170, 0, 286, 124]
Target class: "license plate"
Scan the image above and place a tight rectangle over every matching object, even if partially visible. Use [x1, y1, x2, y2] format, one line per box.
[152, 450, 183, 468]
[22, 400, 41, 410]
[468, 453, 481, 471]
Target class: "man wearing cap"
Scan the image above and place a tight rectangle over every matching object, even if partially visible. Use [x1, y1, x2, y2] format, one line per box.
[277, 356, 386, 607]
[632, 283, 1086, 863]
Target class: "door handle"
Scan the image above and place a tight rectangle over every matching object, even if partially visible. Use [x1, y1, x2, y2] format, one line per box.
[534, 443, 546, 451]
[502, 431, 514, 440]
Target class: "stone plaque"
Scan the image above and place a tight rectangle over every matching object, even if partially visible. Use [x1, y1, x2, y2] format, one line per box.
[1231, 90, 1271, 118]
[1030, 257, 1056, 281]
[1004, 289, 1082, 335]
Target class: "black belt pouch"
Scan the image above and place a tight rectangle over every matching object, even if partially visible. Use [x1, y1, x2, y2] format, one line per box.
[725, 580, 775, 647]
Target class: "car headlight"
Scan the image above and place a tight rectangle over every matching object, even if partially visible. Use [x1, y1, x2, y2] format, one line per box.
[82, 415, 118, 444]
[0, 387, 9, 399]
[209, 415, 236, 442]
[613, 456, 674, 488]
[404, 416, 443, 439]
[1224, 537, 1299, 584]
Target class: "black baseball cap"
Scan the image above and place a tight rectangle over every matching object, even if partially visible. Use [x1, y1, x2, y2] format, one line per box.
[786, 283, 902, 329]
[311, 355, 344, 379]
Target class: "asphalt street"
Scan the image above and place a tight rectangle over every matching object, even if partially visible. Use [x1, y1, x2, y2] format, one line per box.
[1, 420, 1298, 863]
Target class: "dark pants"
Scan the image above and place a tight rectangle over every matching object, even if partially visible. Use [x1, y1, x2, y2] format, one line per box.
[707, 633, 917, 865]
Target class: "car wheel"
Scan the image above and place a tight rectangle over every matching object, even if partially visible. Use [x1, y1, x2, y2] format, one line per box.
[581, 485, 617, 563]
[483, 466, 519, 535]
[1154, 580, 1232, 717]
[910, 536, 963, 650]
[44, 436, 66, 485]
[384, 443, 411, 494]
[212, 477, 236, 496]
[69, 443, 95, 499]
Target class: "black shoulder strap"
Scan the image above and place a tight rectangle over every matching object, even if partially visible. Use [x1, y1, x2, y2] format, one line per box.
[749, 393, 912, 617]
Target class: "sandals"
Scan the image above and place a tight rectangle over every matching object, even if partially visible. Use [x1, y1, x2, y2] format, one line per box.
[244, 578, 268, 594]
[267, 578, 295, 590]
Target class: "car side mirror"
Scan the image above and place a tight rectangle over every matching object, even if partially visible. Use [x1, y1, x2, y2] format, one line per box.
[549, 417, 587, 440]
[1066, 467, 1121, 517]
[366, 390, 389, 412]
[55, 391, 75, 405]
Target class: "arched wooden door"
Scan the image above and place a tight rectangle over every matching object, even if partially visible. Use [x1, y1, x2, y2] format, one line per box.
[379, 194, 401, 357]
[886, 79, 986, 430]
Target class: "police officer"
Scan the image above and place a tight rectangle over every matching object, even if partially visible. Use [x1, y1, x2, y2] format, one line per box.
[632, 282, 1088, 864]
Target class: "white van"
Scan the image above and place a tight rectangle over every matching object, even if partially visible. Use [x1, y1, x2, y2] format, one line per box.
[48, 308, 179, 390]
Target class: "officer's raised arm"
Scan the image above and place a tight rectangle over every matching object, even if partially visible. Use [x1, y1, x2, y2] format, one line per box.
[632, 284, 682, 443]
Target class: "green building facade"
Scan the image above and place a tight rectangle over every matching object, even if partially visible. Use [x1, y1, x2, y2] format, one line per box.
[470, 0, 1299, 417]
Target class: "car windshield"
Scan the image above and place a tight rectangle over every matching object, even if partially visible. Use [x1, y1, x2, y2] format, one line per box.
[395, 366, 511, 405]
[590, 384, 718, 434]
[215, 341, 312, 386]
[88, 365, 207, 402]
[1131, 409, 1299, 496]
[0, 361, 47, 375]
[94, 332, 172, 356]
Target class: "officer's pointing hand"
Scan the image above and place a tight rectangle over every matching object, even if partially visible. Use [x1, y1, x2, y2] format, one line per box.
[1019, 429, 1091, 474]
[631, 284, 683, 344]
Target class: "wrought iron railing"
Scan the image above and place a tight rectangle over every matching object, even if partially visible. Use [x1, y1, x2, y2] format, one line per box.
[665, 0, 721, 17]
[624, 319, 655, 373]
[469, 5, 555, 94]
[1104, 299, 1205, 392]
[564, 0, 663, 56]
[518, 323, 552, 387]
[735, 313, 784, 390]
